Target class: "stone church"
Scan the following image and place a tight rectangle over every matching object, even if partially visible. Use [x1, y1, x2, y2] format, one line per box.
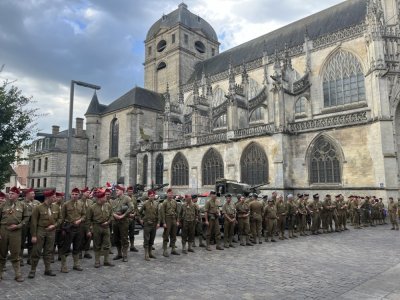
[83, 0, 400, 198]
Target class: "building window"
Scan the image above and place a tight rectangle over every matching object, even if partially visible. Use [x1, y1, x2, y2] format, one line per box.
[44, 157, 48, 172]
[323, 50, 365, 107]
[172, 34, 175, 43]
[157, 61, 167, 71]
[157, 40, 167, 52]
[240, 142, 268, 185]
[250, 107, 264, 122]
[110, 118, 119, 157]
[310, 136, 341, 184]
[43, 178, 47, 188]
[214, 114, 227, 129]
[37, 179, 40, 187]
[295, 97, 307, 114]
[202, 148, 224, 186]
[32, 160, 36, 173]
[31, 179, 34, 188]
[171, 152, 189, 186]
[143, 155, 148, 186]
[155, 154, 164, 185]
[38, 159, 41, 172]
[184, 34, 188, 44]
[195, 41, 205, 53]
[212, 48, 215, 56]
[148, 46, 152, 55]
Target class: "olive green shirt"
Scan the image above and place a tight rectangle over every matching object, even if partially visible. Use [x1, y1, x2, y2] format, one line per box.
[264, 205, 277, 219]
[236, 202, 249, 218]
[0, 200, 29, 227]
[249, 200, 263, 220]
[23, 199, 41, 218]
[31, 202, 61, 236]
[160, 199, 179, 223]
[222, 202, 236, 217]
[87, 202, 112, 226]
[111, 195, 133, 220]
[179, 202, 198, 222]
[61, 199, 86, 224]
[140, 199, 159, 225]
[276, 202, 288, 216]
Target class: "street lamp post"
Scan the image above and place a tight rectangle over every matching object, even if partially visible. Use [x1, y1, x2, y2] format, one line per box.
[65, 80, 101, 199]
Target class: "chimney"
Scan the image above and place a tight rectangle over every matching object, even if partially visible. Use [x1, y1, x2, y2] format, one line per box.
[52, 125, 60, 135]
[76, 118, 84, 137]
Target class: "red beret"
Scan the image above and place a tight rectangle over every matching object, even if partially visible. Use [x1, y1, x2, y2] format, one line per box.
[56, 192, 64, 197]
[184, 194, 191, 199]
[96, 190, 106, 199]
[127, 186, 133, 191]
[148, 190, 155, 197]
[167, 188, 173, 193]
[26, 188, 35, 194]
[43, 190, 55, 198]
[10, 186, 20, 194]
[71, 188, 80, 194]
[80, 187, 89, 193]
[105, 189, 111, 194]
[116, 185, 125, 192]
[0, 191, 5, 198]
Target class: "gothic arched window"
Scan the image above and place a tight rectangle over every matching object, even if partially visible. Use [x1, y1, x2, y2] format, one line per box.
[202, 148, 224, 186]
[250, 107, 264, 122]
[214, 114, 227, 129]
[309, 136, 341, 184]
[110, 118, 119, 157]
[143, 155, 148, 186]
[171, 152, 189, 186]
[295, 97, 307, 114]
[240, 143, 268, 185]
[155, 154, 164, 185]
[323, 50, 365, 107]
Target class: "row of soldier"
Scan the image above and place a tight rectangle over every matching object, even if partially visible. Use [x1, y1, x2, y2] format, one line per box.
[0, 186, 399, 282]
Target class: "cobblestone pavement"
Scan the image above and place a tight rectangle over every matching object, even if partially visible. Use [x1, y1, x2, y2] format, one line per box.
[1, 224, 400, 300]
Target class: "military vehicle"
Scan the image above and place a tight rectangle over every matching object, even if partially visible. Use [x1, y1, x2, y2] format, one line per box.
[215, 178, 263, 197]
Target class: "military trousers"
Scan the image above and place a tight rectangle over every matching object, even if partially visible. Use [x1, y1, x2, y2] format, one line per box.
[181, 220, 196, 243]
[21, 222, 33, 258]
[128, 218, 136, 241]
[250, 216, 262, 239]
[162, 216, 177, 247]
[277, 215, 286, 235]
[143, 222, 157, 249]
[60, 225, 83, 256]
[267, 219, 277, 238]
[92, 224, 111, 252]
[80, 222, 91, 252]
[223, 218, 235, 244]
[0, 226, 22, 269]
[390, 213, 398, 226]
[31, 227, 55, 271]
[311, 213, 321, 233]
[298, 214, 306, 232]
[352, 211, 361, 227]
[113, 218, 129, 252]
[195, 220, 204, 238]
[206, 218, 221, 242]
[237, 217, 250, 236]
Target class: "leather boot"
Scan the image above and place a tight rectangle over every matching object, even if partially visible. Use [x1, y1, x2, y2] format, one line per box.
[44, 260, 56, 276]
[122, 248, 128, 262]
[216, 241, 224, 250]
[94, 251, 101, 268]
[130, 239, 138, 252]
[28, 260, 38, 278]
[60, 255, 68, 273]
[113, 248, 123, 260]
[163, 242, 169, 257]
[240, 235, 246, 246]
[149, 247, 156, 259]
[103, 251, 115, 267]
[144, 248, 150, 261]
[229, 237, 236, 248]
[188, 242, 194, 252]
[171, 246, 180, 255]
[254, 237, 258, 245]
[12, 261, 24, 282]
[199, 236, 206, 247]
[206, 239, 211, 251]
[72, 255, 83, 271]
[246, 236, 253, 246]
[182, 242, 187, 254]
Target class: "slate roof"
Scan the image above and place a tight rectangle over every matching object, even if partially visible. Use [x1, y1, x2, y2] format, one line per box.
[146, 3, 218, 42]
[85, 87, 165, 116]
[188, 0, 367, 83]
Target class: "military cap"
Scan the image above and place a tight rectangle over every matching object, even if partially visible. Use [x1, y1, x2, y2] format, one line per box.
[262, 195, 268, 199]
[225, 193, 232, 198]
[209, 190, 216, 195]
[252, 193, 258, 198]
[71, 187, 80, 194]
[0, 191, 5, 197]
[105, 189, 111, 194]
[304, 193, 309, 197]
[43, 189, 55, 198]
[10, 186, 20, 194]
[191, 194, 198, 199]
[313, 193, 319, 199]
[127, 186, 134, 191]
[96, 190, 106, 198]
[56, 192, 64, 197]
[267, 198, 274, 202]
[335, 194, 341, 198]
[326, 194, 331, 197]
[147, 190, 156, 197]
[115, 185, 125, 192]
[80, 187, 89, 193]
[297, 193, 303, 198]
[167, 188, 173, 193]
[25, 188, 35, 194]
[236, 194, 242, 199]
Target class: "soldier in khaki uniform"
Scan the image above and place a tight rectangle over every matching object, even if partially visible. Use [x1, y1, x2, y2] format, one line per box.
[192, 195, 206, 247]
[286, 194, 297, 238]
[236, 195, 253, 246]
[222, 194, 236, 248]
[20, 188, 41, 266]
[139, 190, 159, 261]
[111, 185, 133, 262]
[205, 191, 223, 251]
[264, 198, 277, 242]
[87, 190, 114, 268]
[160, 188, 180, 257]
[388, 197, 399, 230]
[307, 194, 322, 235]
[297, 197, 308, 236]
[60, 187, 86, 272]
[276, 194, 287, 240]
[127, 186, 139, 252]
[0, 191, 6, 205]
[179, 195, 198, 254]
[28, 189, 61, 278]
[249, 194, 263, 244]
[52, 192, 64, 263]
[0, 186, 28, 282]
[79, 187, 93, 259]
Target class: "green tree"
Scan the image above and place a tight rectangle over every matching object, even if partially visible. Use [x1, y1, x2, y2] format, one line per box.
[0, 77, 38, 189]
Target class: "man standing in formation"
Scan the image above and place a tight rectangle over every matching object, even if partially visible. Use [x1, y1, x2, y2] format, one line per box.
[249, 194, 263, 244]
[180, 194, 198, 254]
[204, 191, 223, 251]
[29, 189, 60, 278]
[140, 190, 159, 261]
[236, 195, 252, 246]
[160, 188, 180, 257]
[388, 197, 399, 230]
[264, 198, 277, 242]
[192, 195, 205, 247]
[222, 194, 236, 248]
[79, 187, 93, 259]
[127, 186, 139, 252]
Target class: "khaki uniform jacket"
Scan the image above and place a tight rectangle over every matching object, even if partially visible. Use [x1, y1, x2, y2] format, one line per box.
[140, 199, 159, 225]
[0, 200, 29, 227]
[87, 202, 112, 228]
[264, 205, 277, 220]
[249, 200, 263, 221]
[179, 202, 198, 222]
[61, 200, 86, 224]
[159, 199, 179, 223]
[31, 202, 61, 237]
[111, 195, 133, 220]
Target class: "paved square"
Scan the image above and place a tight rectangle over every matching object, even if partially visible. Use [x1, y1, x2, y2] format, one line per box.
[1, 225, 400, 300]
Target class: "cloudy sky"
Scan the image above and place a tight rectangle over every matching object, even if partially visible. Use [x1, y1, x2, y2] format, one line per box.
[0, 0, 344, 134]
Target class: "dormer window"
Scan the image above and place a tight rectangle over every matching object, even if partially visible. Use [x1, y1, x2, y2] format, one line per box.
[157, 40, 167, 52]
